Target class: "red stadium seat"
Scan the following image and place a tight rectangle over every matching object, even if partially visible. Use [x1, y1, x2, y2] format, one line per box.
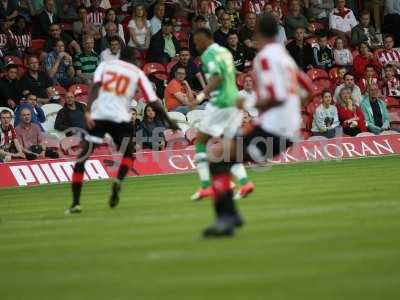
[384, 97, 400, 108]
[31, 39, 46, 51]
[52, 85, 67, 98]
[389, 110, 400, 122]
[185, 127, 198, 144]
[68, 84, 89, 96]
[373, 48, 384, 59]
[175, 16, 191, 29]
[166, 60, 178, 75]
[301, 113, 312, 130]
[143, 62, 166, 76]
[310, 21, 325, 31]
[329, 67, 339, 80]
[327, 36, 338, 47]
[305, 36, 318, 46]
[42, 134, 60, 149]
[306, 98, 321, 116]
[307, 68, 329, 80]
[313, 78, 332, 93]
[60, 136, 81, 156]
[193, 57, 202, 66]
[4, 55, 23, 66]
[175, 31, 188, 43]
[164, 129, 189, 149]
[300, 129, 311, 140]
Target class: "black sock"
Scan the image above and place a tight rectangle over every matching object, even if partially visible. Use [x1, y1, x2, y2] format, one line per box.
[71, 162, 85, 207]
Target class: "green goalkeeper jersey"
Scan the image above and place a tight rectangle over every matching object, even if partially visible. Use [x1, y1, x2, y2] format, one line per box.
[201, 43, 239, 108]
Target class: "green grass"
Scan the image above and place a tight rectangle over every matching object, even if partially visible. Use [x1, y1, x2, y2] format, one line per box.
[1, 156, 400, 300]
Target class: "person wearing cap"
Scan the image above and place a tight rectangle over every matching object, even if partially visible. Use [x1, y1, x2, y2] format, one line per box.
[0, 63, 20, 109]
[147, 19, 180, 64]
[54, 91, 86, 134]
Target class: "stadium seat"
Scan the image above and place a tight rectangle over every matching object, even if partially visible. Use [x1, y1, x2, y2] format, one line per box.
[143, 63, 166, 76]
[300, 129, 311, 140]
[313, 78, 332, 93]
[52, 85, 67, 102]
[305, 36, 318, 46]
[174, 31, 188, 43]
[42, 133, 60, 149]
[4, 55, 23, 66]
[185, 127, 198, 144]
[187, 109, 205, 127]
[163, 129, 189, 149]
[31, 39, 46, 51]
[307, 68, 329, 80]
[329, 67, 339, 80]
[381, 130, 400, 135]
[42, 118, 56, 132]
[385, 97, 400, 108]
[177, 122, 190, 133]
[60, 135, 82, 155]
[356, 132, 375, 137]
[389, 107, 400, 114]
[306, 99, 321, 116]
[167, 111, 187, 123]
[68, 84, 89, 96]
[42, 103, 63, 118]
[301, 113, 312, 130]
[327, 36, 338, 47]
[166, 60, 178, 75]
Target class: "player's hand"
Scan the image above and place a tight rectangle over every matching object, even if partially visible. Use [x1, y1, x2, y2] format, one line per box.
[85, 112, 95, 130]
[196, 92, 206, 104]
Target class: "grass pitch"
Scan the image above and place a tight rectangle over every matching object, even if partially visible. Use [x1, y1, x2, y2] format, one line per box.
[1, 156, 400, 300]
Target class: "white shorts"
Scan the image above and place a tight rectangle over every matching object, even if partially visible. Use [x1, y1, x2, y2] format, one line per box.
[198, 104, 242, 138]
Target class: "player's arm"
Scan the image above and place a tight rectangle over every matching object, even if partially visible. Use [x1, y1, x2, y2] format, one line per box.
[196, 74, 222, 103]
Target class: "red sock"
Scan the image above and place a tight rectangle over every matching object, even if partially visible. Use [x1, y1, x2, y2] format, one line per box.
[72, 171, 84, 184]
[211, 173, 232, 202]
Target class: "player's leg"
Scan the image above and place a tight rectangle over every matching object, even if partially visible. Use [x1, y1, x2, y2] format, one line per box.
[203, 161, 243, 238]
[67, 139, 93, 214]
[192, 131, 213, 201]
[231, 163, 255, 200]
[109, 122, 135, 208]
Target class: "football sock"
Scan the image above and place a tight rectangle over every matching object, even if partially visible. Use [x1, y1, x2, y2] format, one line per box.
[231, 163, 249, 186]
[71, 161, 85, 207]
[210, 162, 236, 218]
[195, 142, 210, 188]
[117, 156, 133, 181]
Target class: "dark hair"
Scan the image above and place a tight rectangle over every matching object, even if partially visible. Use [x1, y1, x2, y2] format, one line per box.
[77, 5, 87, 12]
[318, 32, 328, 39]
[365, 64, 374, 70]
[109, 36, 121, 44]
[384, 63, 395, 70]
[194, 28, 214, 39]
[52, 38, 64, 48]
[360, 10, 370, 17]
[49, 22, 60, 29]
[25, 92, 37, 100]
[215, 6, 225, 14]
[227, 31, 238, 37]
[358, 41, 369, 51]
[119, 47, 137, 64]
[0, 109, 12, 117]
[321, 89, 331, 97]
[103, 8, 119, 26]
[344, 72, 354, 79]
[257, 13, 278, 37]
[384, 34, 394, 41]
[179, 47, 190, 53]
[174, 66, 186, 75]
[144, 102, 179, 130]
[193, 15, 206, 23]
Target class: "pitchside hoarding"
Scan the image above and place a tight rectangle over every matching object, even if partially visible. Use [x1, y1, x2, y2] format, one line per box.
[1, 134, 399, 188]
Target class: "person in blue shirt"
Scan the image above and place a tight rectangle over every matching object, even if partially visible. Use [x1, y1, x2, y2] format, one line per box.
[14, 93, 46, 131]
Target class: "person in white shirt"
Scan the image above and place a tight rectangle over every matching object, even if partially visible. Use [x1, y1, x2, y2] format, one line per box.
[100, 36, 122, 61]
[150, 2, 165, 35]
[329, 0, 357, 40]
[128, 5, 151, 50]
[67, 47, 178, 214]
[238, 74, 257, 117]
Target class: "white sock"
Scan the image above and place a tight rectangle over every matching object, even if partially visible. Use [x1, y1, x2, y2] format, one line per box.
[195, 152, 210, 188]
[231, 163, 248, 186]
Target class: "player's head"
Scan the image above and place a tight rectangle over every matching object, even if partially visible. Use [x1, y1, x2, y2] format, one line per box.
[119, 47, 137, 65]
[193, 28, 214, 55]
[255, 13, 278, 46]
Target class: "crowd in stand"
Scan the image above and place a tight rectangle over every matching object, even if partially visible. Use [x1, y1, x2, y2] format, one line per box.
[1, 0, 400, 162]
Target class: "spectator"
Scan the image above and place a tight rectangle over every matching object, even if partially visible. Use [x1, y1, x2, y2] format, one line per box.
[334, 66, 347, 87]
[286, 27, 315, 71]
[243, 0, 268, 16]
[0, 0, 18, 20]
[384, 0, 400, 46]
[313, 33, 334, 69]
[10, 15, 31, 57]
[74, 35, 100, 83]
[272, 10, 287, 45]
[100, 36, 122, 61]
[238, 74, 258, 117]
[226, 32, 247, 73]
[36, 0, 60, 37]
[241, 110, 252, 126]
[19, 56, 53, 104]
[14, 93, 46, 130]
[377, 35, 400, 70]
[44, 40, 75, 87]
[286, 0, 315, 38]
[0, 109, 25, 162]
[382, 64, 400, 97]
[213, 13, 233, 47]
[351, 10, 381, 48]
[329, 0, 357, 41]
[170, 48, 206, 91]
[164, 66, 195, 114]
[358, 64, 379, 94]
[0, 18, 15, 57]
[311, 90, 341, 138]
[336, 87, 367, 136]
[0, 64, 19, 109]
[139, 102, 168, 150]
[333, 37, 353, 67]
[128, 5, 151, 51]
[305, 0, 334, 22]
[147, 19, 180, 64]
[98, 22, 125, 53]
[54, 91, 86, 133]
[44, 23, 81, 55]
[225, 0, 240, 29]
[353, 42, 381, 79]
[60, 0, 81, 21]
[360, 84, 391, 134]
[87, 0, 106, 29]
[101, 8, 125, 44]
[73, 5, 97, 41]
[239, 12, 257, 60]
[16, 108, 59, 159]
[129, 106, 140, 133]
[197, 0, 219, 33]
[150, 2, 165, 35]
[334, 72, 362, 105]
[189, 15, 208, 58]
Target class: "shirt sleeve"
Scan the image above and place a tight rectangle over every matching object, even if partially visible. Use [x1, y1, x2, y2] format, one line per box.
[93, 61, 105, 83]
[138, 71, 158, 102]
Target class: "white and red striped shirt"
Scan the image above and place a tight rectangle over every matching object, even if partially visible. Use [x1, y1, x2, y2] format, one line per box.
[91, 59, 157, 123]
[194, 0, 222, 15]
[377, 49, 400, 66]
[254, 42, 301, 139]
[358, 77, 378, 94]
[383, 77, 400, 97]
[0, 125, 17, 147]
[10, 32, 32, 50]
[87, 8, 106, 27]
